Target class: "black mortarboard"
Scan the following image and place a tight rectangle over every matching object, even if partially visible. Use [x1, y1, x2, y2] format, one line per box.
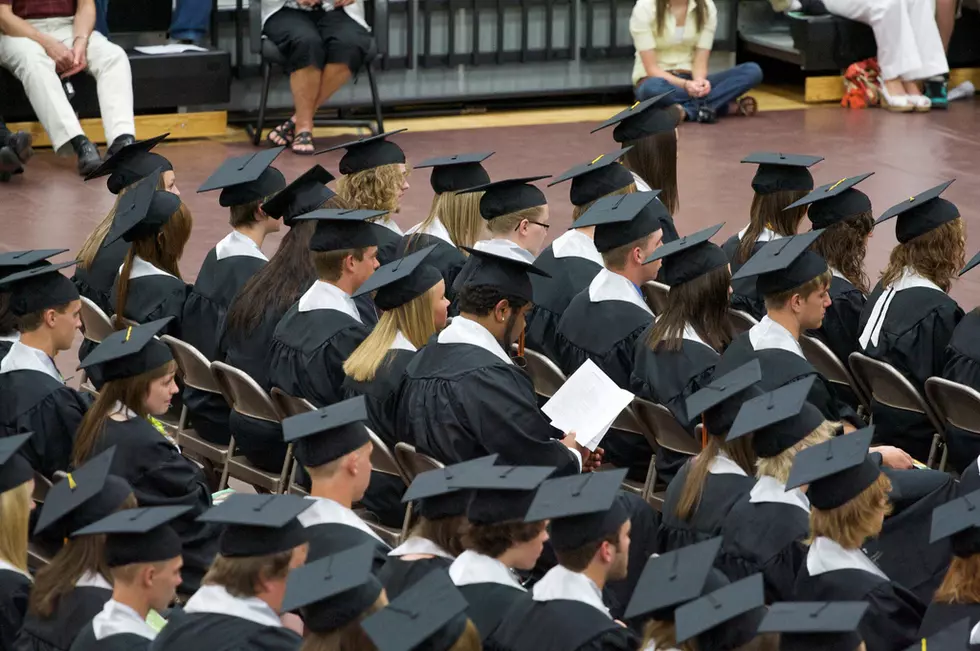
[465, 465, 555, 525]
[282, 396, 371, 469]
[930, 488, 980, 558]
[525, 469, 630, 551]
[644, 223, 728, 286]
[961, 250, 980, 277]
[0, 261, 79, 316]
[591, 94, 681, 143]
[624, 537, 723, 621]
[458, 246, 550, 304]
[361, 570, 470, 651]
[351, 245, 443, 310]
[686, 360, 763, 437]
[416, 152, 493, 194]
[291, 208, 380, 253]
[402, 455, 500, 520]
[198, 493, 313, 557]
[318, 130, 408, 175]
[282, 543, 384, 633]
[727, 377, 825, 458]
[759, 602, 868, 651]
[742, 152, 823, 195]
[675, 573, 766, 646]
[785, 427, 880, 510]
[105, 171, 183, 245]
[260, 165, 337, 227]
[572, 192, 668, 254]
[78, 318, 174, 383]
[901, 618, 970, 651]
[197, 148, 288, 207]
[72, 505, 190, 567]
[0, 249, 69, 280]
[547, 148, 636, 207]
[84, 133, 173, 195]
[785, 173, 874, 229]
[458, 176, 549, 221]
[0, 433, 33, 493]
[876, 180, 959, 244]
[730, 230, 828, 296]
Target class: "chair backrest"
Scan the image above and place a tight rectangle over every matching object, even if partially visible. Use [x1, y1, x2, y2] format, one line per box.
[632, 398, 701, 456]
[32, 471, 52, 504]
[270, 388, 317, 418]
[848, 352, 943, 433]
[800, 335, 870, 410]
[926, 377, 980, 435]
[161, 335, 224, 395]
[79, 297, 114, 344]
[727, 309, 758, 335]
[394, 442, 444, 484]
[367, 429, 408, 485]
[641, 281, 670, 316]
[522, 348, 567, 399]
[211, 361, 282, 423]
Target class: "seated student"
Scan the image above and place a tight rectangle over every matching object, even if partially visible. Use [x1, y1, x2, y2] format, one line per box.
[527, 149, 635, 363]
[72, 320, 221, 593]
[630, 223, 732, 485]
[942, 260, 980, 474]
[674, 577, 773, 651]
[0, 261, 90, 477]
[0, 435, 35, 650]
[722, 153, 821, 320]
[153, 494, 312, 651]
[69, 507, 186, 651]
[0, 116, 32, 182]
[0, 249, 70, 360]
[756, 601, 870, 651]
[858, 181, 965, 462]
[788, 428, 926, 651]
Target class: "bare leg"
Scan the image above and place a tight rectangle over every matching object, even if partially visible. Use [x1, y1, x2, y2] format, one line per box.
[935, 0, 956, 52]
[902, 80, 923, 96]
[314, 63, 352, 107]
[290, 65, 322, 136]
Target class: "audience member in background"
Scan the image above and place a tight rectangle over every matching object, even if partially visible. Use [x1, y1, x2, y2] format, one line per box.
[93, 0, 213, 44]
[629, 0, 762, 122]
[0, 116, 32, 182]
[942, 266, 980, 474]
[0, 435, 35, 651]
[0, 0, 135, 175]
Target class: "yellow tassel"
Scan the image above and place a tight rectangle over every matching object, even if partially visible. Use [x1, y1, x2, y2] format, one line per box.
[909, 196, 916, 202]
[922, 639, 926, 651]
[630, 101, 640, 109]
[828, 178, 846, 192]
[591, 155, 603, 165]
[67, 473, 76, 490]
[125, 327, 132, 342]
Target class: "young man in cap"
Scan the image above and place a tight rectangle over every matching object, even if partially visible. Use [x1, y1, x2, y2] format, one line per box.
[0, 249, 68, 359]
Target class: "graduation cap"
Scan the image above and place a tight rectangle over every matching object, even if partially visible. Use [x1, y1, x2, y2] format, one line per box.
[105, 171, 183, 245]
[289, 208, 380, 253]
[260, 165, 337, 227]
[84, 133, 173, 195]
[726, 377, 825, 458]
[548, 148, 636, 207]
[0, 249, 69, 281]
[758, 602, 868, 651]
[644, 223, 728, 286]
[415, 152, 493, 194]
[351, 245, 444, 311]
[282, 396, 371, 469]
[785, 173, 875, 230]
[785, 426, 880, 510]
[591, 94, 681, 143]
[78, 318, 174, 383]
[930, 488, 980, 558]
[730, 230, 828, 297]
[0, 260, 79, 317]
[458, 176, 550, 221]
[198, 493, 314, 557]
[465, 465, 555, 525]
[197, 148, 287, 208]
[0, 433, 33, 493]
[742, 152, 823, 195]
[624, 537, 723, 621]
[876, 180, 959, 244]
[318, 130, 408, 175]
[675, 573, 767, 646]
[572, 192, 669, 254]
[282, 543, 384, 633]
[902, 618, 971, 651]
[361, 570, 470, 651]
[685, 359, 763, 438]
[72, 505, 190, 567]
[402, 455, 500, 520]
[524, 469, 630, 551]
[458, 246, 550, 304]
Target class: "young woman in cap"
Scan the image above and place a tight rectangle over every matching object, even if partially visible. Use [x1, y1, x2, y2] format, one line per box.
[0, 436, 35, 651]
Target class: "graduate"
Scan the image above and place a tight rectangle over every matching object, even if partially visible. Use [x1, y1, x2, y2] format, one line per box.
[0, 260, 90, 477]
[554, 192, 666, 478]
[151, 494, 312, 651]
[0, 435, 35, 651]
[941, 254, 980, 474]
[323, 130, 411, 265]
[69, 507, 187, 651]
[671, 574, 772, 651]
[787, 428, 926, 651]
[281, 397, 392, 570]
[630, 223, 732, 485]
[858, 181, 965, 462]
[756, 601, 870, 651]
[0, 249, 70, 359]
[525, 149, 634, 363]
[73, 319, 221, 592]
[722, 153, 822, 320]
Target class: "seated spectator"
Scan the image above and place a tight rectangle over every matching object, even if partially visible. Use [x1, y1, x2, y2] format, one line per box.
[629, 0, 762, 122]
[0, 115, 32, 182]
[262, 0, 374, 154]
[0, 0, 135, 175]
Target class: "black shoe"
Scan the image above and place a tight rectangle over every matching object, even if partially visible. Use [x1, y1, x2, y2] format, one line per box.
[6, 131, 32, 164]
[105, 134, 136, 159]
[0, 147, 22, 175]
[695, 105, 717, 124]
[74, 138, 102, 177]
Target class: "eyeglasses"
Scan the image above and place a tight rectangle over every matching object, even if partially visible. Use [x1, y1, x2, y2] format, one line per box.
[520, 219, 550, 231]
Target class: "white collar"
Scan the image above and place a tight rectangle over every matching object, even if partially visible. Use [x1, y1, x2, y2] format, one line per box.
[184, 584, 283, 627]
[124, 256, 178, 281]
[297, 496, 386, 544]
[437, 316, 512, 365]
[390, 330, 417, 353]
[707, 450, 748, 476]
[76, 570, 113, 590]
[450, 550, 525, 590]
[388, 536, 454, 560]
[681, 322, 708, 347]
[749, 475, 810, 512]
[859, 268, 944, 349]
[551, 229, 604, 266]
[298, 281, 363, 323]
[0, 332, 18, 343]
[737, 225, 781, 244]
[630, 171, 652, 193]
[0, 559, 31, 580]
[110, 401, 138, 420]
[532, 565, 610, 617]
[379, 218, 404, 236]
[92, 600, 157, 641]
[588, 269, 653, 315]
[972, 620, 980, 645]
[828, 267, 847, 281]
[806, 536, 887, 579]
[0, 341, 63, 381]
[215, 231, 268, 262]
[748, 316, 805, 358]
[409, 217, 455, 246]
[473, 238, 537, 264]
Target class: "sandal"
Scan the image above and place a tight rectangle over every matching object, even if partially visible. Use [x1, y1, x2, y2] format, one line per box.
[267, 118, 296, 147]
[734, 96, 758, 117]
[291, 131, 315, 155]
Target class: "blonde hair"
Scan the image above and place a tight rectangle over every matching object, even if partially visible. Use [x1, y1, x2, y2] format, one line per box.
[879, 218, 966, 293]
[755, 421, 837, 484]
[0, 481, 33, 572]
[77, 175, 166, 270]
[414, 191, 486, 251]
[808, 473, 892, 549]
[763, 269, 832, 310]
[486, 206, 542, 236]
[570, 184, 637, 221]
[935, 554, 980, 605]
[642, 620, 696, 651]
[448, 620, 482, 651]
[337, 164, 410, 215]
[301, 593, 388, 651]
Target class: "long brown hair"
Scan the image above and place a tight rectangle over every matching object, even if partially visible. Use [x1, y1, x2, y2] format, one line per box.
[411, 191, 486, 252]
[78, 175, 167, 270]
[654, 0, 708, 37]
[643, 620, 695, 651]
[0, 481, 32, 572]
[411, 515, 468, 558]
[935, 554, 980, 605]
[736, 190, 808, 265]
[675, 435, 756, 521]
[809, 212, 875, 294]
[623, 134, 678, 216]
[879, 218, 966, 293]
[646, 264, 733, 353]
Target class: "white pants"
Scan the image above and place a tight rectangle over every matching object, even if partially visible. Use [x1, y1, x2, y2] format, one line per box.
[823, 0, 949, 80]
[0, 17, 134, 151]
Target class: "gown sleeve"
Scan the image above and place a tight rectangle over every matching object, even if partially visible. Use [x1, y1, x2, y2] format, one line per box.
[578, 627, 639, 651]
[814, 286, 866, 365]
[0, 573, 30, 651]
[35, 387, 92, 477]
[905, 303, 964, 390]
[142, 283, 191, 339]
[860, 581, 925, 651]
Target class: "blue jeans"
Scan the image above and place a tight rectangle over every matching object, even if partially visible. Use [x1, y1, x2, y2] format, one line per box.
[635, 62, 763, 120]
[94, 0, 212, 41]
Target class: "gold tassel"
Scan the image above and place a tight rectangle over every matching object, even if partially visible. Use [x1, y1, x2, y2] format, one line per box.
[67, 473, 76, 490]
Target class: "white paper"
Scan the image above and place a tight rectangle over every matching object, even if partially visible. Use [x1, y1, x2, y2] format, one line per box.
[135, 44, 208, 55]
[541, 359, 635, 451]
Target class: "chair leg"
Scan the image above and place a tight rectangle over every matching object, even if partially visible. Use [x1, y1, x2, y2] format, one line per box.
[219, 436, 234, 491]
[939, 441, 949, 472]
[366, 62, 384, 134]
[277, 443, 294, 494]
[928, 432, 940, 468]
[255, 61, 272, 146]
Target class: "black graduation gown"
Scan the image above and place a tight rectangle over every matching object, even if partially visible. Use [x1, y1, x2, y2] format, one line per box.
[299, 500, 390, 574]
[941, 309, 980, 474]
[13, 585, 112, 651]
[72, 238, 129, 316]
[149, 611, 300, 651]
[373, 224, 402, 266]
[721, 234, 767, 321]
[491, 599, 638, 651]
[858, 282, 962, 461]
[0, 336, 14, 360]
[963, 457, 980, 495]
[459, 583, 532, 643]
[110, 274, 188, 338]
[377, 556, 452, 600]
[397, 232, 466, 301]
[807, 275, 866, 368]
[0, 567, 30, 651]
[70, 628, 150, 651]
[919, 601, 980, 640]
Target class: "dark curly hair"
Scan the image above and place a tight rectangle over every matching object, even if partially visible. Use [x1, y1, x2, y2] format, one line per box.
[456, 284, 529, 316]
[809, 211, 875, 294]
[463, 520, 546, 558]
